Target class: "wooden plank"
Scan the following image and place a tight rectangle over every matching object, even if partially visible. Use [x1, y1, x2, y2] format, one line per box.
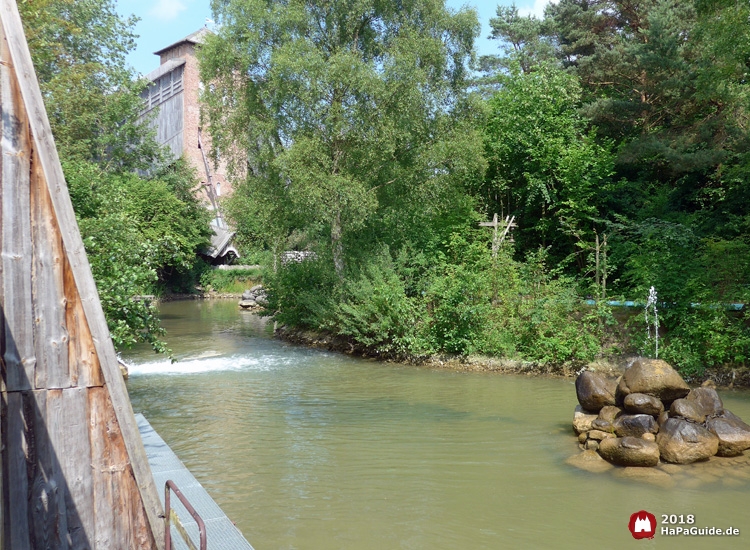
[88, 387, 115, 550]
[48, 388, 94, 548]
[0, 2, 164, 546]
[31, 146, 70, 389]
[6, 391, 31, 549]
[29, 389, 70, 550]
[0, 18, 35, 392]
[63, 254, 103, 388]
[0, 390, 6, 549]
[0, 42, 5, 394]
[89, 387, 156, 550]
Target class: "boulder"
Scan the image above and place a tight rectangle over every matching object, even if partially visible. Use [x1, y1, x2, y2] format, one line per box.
[614, 414, 658, 438]
[657, 418, 719, 464]
[613, 467, 675, 489]
[686, 387, 724, 417]
[241, 290, 254, 300]
[615, 358, 690, 404]
[587, 429, 616, 441]
[585, 439, 600, 451]
[658, 411, 669, 427]
[598, 437, 660, 467]
[591, 418, 614, 433]
[566, 450, 615, 474]
[598, 405, 623, 423]
[669, 398, 707, 423]
[573, 405, 598, 435]
[623, 393, 664, 417]
[706, 412, 750, 457]
[575, 371, 617, 412]
[250, 284, 263, 293]
[239, 299, 257, 309]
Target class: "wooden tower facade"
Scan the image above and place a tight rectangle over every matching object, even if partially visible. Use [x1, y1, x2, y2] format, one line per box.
[0, 1, 164, 547]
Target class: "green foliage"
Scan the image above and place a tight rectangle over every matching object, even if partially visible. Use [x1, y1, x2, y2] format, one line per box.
[482, 63, 614, 269]
[65, 159, 210, 352]
[200, 267, 264, 294]
[334, 251, 427, 355]
[202, 0, 483, 277]
[20, 1, 216, 353]
[198, 0, 750, 375]
[263, 256, 338, 329]
[20, 0, 162, 171]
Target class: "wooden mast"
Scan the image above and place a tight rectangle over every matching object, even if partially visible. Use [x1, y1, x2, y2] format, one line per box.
[0, 0, 164, 548]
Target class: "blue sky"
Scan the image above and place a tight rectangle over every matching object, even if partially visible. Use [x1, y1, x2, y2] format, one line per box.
[116, 0, 556, 76]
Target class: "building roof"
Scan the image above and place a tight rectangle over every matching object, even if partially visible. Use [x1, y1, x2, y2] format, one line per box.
[144, 57, 186, 82]
[206, 220, 239, 260]
[153, 27, 212, 56]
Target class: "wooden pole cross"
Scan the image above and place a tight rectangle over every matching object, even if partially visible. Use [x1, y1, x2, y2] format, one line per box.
[479, 214, 516, 258]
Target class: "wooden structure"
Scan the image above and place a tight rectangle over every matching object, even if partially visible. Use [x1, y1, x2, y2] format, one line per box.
[479, 213, 516, 258]
[0, 1, 164, 548]
[138, 29, 238, 264]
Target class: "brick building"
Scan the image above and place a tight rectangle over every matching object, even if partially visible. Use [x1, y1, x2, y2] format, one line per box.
[140, 28, 238, 262]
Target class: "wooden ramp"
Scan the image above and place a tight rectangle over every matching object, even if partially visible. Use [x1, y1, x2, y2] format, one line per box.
[0, 1, 163, 548]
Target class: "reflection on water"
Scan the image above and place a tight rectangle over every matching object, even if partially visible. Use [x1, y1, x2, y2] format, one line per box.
[124, 300, 750, 550]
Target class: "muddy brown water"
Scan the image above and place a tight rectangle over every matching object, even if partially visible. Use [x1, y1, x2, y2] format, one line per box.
[123, 299, 750, 549]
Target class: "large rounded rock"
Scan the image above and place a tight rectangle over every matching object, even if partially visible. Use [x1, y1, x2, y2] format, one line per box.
[669, 399, 707, 423]
[657, 418, 719, 464]
[614, 414, 658, 438]
[615, 358, 690, 404]
[587, 429, 616, 441]
[573, 405, 598, 435]
[598, 436, 660, 467]
[566, 450, 614, 474]
[575, 371, 617, 412]
[598, 405, 623, 423]
[686, 387, 724, 417]
[623, 393, 664, 417]
[706, 411, 750, 457]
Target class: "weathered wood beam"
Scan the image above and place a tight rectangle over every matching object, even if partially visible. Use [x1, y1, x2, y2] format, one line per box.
[0, 20, 34, 392]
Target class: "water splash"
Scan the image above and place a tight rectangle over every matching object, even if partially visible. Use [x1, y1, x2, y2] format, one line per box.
[645, 286, 659, 358]
[124, 354, 274, 376]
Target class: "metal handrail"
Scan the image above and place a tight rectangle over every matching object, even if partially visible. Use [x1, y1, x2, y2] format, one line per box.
[165, 479, 207, 550]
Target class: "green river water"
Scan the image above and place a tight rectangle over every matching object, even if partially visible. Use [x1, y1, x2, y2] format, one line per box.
[123, 299, 750, 550]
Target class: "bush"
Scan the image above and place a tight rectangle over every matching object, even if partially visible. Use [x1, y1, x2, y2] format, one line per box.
[335, 252, 428, 355]
[200, 267, 264, 294]
[264, 255, 337, 328]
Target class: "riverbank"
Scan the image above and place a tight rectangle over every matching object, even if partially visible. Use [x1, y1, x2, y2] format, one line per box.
[274, 324, 750, 388]
[145, 295, 750, 388]
[157, 291, 243, 302]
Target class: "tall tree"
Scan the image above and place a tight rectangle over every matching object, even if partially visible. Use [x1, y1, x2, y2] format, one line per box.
[481, 4, 556, 76]
[482, 63, 613, 270]
[20, 0, 161, 171]
[201, 0, 482, 278]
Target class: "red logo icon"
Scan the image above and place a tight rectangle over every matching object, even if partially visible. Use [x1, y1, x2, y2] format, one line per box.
[629, 510, 657, 539]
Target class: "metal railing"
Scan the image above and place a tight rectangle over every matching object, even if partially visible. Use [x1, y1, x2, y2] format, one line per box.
[165, 479, 207, 550]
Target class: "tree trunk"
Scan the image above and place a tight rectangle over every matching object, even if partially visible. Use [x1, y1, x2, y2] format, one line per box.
[331, 208, 344, 279]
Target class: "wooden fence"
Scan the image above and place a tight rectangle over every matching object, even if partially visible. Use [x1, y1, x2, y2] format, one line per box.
[0, 0, 163, 547]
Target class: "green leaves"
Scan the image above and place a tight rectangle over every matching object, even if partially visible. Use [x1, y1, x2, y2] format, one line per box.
[202, 0, 482, 276]
[483, 64, 614, 268]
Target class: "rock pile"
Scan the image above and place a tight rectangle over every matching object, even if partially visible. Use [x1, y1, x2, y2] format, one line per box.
[239, 285, 268, 310]
[573, 358, 750, 467]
